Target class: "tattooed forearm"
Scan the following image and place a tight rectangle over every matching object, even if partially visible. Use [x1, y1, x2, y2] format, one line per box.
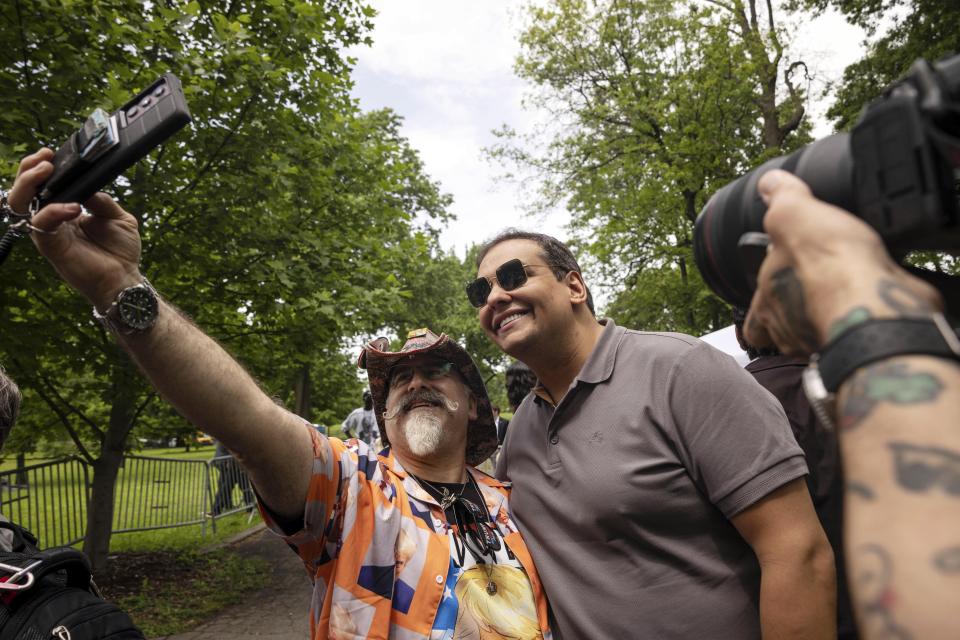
[769, 267, 820, 352]
[878, 279, 935, 316]
[889, 442, 960, 497]
[933, 547, 960, 574]
[828, 306, 872, 341]
[839, 362, 944, 430]
[854, 544, 912, 639]
[847, 481, 876, 500]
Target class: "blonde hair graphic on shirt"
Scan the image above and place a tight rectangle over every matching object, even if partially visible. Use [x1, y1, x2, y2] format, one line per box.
[329, 603, 358, 640]
[453, 565, 542, 639]
[395, 528, 416, 576]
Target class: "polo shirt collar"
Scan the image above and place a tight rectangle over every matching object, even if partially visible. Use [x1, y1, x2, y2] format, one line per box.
[576, 318, 624, 384]
[532, 318, 624, 405]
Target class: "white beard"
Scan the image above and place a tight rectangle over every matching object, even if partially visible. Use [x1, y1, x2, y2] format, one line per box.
[401, 410, 445, 456]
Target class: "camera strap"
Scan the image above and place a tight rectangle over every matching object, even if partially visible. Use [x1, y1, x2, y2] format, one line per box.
[0, 190, 56, 267]
[0, 191, 56, 236]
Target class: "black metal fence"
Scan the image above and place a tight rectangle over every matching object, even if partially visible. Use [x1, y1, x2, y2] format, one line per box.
[0, 457, 89, 547]
[0, 454, 255, 548]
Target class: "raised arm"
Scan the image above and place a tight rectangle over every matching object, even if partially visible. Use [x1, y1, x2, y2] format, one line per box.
[9, 148, 313, 519]
[745, 169, 960, 638]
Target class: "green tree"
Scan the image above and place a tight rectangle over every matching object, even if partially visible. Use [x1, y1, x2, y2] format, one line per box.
[491, 0, 813, 333]
[0, 0, 454, 569]
[797, 0, 960, 129]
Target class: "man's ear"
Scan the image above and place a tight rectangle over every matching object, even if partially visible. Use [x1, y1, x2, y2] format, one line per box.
[468, 393, 478, 421]
[565, 271, 589, 307]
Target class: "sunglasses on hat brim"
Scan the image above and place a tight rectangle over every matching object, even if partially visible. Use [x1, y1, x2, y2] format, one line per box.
[466, 259, 558, 308]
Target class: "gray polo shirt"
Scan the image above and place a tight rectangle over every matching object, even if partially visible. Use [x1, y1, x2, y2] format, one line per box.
[497, 320, 807, 639]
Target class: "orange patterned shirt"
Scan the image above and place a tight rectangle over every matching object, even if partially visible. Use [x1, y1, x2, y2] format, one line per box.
[259, 424, 553, 639]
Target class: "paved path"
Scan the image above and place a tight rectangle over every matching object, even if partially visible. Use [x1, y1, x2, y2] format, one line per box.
[157, 526, 312, 640]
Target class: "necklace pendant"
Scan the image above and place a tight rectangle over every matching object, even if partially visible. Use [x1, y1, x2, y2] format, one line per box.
[439, 489, 456, 510]
[486, 580, 497, 595]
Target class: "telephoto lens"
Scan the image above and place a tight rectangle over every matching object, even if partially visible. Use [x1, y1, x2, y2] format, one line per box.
[693, 134, 855, 308]
[694, 53, 960, 309]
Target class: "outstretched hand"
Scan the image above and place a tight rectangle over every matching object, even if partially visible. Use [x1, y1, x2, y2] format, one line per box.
[9, 148, 143, 310]
[744, 170, 942, 354]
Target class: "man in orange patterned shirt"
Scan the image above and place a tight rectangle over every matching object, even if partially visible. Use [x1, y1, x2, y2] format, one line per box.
[8, 150, 552, 639]
[261, 329, 554, 638]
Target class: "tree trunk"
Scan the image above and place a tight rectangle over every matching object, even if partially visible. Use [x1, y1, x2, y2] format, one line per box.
[15, 452, 27, 485]
[678, 256, 696, 330]
[294, 364, 311, 420]
[82, 366, 137, 573]
[683, 189, 699, 225]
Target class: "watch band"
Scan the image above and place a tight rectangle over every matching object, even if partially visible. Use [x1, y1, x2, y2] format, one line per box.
[817, 313, 960, 392]
[92, 278, 158, 335]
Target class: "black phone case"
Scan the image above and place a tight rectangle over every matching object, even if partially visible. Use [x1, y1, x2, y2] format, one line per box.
[41, 73, 191, 206]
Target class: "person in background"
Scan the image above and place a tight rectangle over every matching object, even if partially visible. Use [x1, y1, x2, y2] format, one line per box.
[489, 360, 534, 468]
[210, 438, 255, 516]
[504, 360, 537, 415]
[341, 389, 378, 447]
[492, 405, 509, 447]
[733, 307, 858, 639]
[487, 405, 510, 468]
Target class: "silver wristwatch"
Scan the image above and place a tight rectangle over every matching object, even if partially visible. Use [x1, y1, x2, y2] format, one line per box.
[802, 355, 837, 431]
[92, 279, 159, 334]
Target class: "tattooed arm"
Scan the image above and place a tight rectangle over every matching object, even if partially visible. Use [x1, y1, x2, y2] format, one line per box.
[744, 170, 960, 639]
[839, 355, 960, 639]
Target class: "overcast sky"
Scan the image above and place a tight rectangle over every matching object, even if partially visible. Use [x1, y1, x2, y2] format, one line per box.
[347, 2, 867, 260]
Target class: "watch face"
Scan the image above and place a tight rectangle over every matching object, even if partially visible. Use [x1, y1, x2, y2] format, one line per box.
[117, 286, 158, 330]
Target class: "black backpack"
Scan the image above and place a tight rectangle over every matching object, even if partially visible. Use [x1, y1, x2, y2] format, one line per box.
[0, 521, 145, 640]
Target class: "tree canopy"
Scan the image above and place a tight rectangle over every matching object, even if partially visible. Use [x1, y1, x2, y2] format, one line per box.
[800, 0, 960, 129]
[490, 0, 814, 334]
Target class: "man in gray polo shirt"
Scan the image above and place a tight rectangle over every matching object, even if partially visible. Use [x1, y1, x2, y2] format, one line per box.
[468, 230, 837, 639]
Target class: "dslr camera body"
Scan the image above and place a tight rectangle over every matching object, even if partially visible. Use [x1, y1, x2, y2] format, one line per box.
[694, 54, 960, 308]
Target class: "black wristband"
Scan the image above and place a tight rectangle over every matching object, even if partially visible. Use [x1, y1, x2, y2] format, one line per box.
[818, 314, 960, 392]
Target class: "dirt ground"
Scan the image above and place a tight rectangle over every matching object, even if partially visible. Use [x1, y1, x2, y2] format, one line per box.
[154, 526, 312, 640]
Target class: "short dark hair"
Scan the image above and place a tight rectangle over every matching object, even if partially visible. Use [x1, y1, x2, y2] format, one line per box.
[0, 364, 21, 450]
[731, 307, 780, 360]
[476, 229, 595, 316]
[505, 360, 537, 411]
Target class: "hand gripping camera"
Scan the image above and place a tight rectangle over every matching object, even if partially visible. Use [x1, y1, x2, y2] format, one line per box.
[693, 53, 960, 309]
[0, 73, 191, 264]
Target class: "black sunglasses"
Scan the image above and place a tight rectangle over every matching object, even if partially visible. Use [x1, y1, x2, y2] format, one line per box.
[466, 259, 557, 308]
